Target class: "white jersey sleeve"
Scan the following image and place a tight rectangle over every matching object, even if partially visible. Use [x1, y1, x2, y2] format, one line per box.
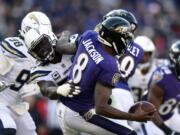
[19, 83, 40, 98]
[30, 55, 73, 86]
[0, 52, 14, 75]
[128, 58, 169, 102]
[0, 37, 39, 107]
[0, 37, 29, 59]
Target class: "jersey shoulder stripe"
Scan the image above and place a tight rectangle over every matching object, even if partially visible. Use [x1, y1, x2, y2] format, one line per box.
[1, 41, 26, 58]
[30, 70, 51, 82]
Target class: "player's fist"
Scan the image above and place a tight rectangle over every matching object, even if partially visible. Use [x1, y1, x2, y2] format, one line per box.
[56, 83, 81, 97]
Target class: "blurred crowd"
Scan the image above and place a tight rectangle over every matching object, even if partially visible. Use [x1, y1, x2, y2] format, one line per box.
[0, 0, 179, 135]
[0, 0, 179, 57]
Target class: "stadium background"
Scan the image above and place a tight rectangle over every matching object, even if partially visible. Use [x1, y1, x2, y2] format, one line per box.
[0, 0, 179, 135]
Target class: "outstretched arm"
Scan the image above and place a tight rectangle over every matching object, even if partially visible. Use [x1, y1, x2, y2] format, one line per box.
[95, 81, 154, 122]
[37, 81, 80, 100]
[55, 31, 78, 54]
[38, 81, 59, 99]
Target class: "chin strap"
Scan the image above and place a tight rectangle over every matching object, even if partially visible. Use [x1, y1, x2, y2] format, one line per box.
[97, 35, 112, 47]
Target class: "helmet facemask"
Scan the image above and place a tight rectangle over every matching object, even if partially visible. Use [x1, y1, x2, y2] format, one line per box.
[169, 51, 180, 80]
[138, 52, 154, 71]
[28, 34, 55, 62]
[99, 22, 133, 55]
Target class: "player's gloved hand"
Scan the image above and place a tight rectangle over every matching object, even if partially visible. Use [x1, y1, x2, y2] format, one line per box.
[57, 31, 71, 43]
[56, 83, 81, 97]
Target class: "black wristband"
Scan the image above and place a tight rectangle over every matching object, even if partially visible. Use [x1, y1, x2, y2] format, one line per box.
[159, 123, 172, 134]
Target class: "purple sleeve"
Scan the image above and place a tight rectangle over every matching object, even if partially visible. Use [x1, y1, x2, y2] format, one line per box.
[148, 69, 164, 89]
[97, 70, 121, 87]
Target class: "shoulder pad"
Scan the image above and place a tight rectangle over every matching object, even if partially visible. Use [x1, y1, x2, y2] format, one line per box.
[155, 59, 169, 67]
[151, 69, 164, 84]
[1, 37, 27, 58]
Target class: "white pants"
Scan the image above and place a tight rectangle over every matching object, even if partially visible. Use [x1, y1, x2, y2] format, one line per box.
[145, 108, 180, 135]
[0, 105, 37, 135]
[56, 103, 116, 135]
[109, 88, 134, 130]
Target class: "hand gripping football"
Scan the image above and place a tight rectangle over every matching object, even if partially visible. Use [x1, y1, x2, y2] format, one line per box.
[128, 101, 156, 114]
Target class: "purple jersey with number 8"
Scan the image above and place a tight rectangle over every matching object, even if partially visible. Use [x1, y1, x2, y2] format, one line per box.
[148, 65, 180, 120]
[60, 30, 121, 112]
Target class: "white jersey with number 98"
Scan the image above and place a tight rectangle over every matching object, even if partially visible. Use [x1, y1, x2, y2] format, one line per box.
[0, 37, 37, 106]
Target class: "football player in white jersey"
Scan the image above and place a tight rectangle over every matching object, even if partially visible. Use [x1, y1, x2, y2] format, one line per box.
[128, 36, 169, 102]
[128, 36, 157, 102]
[0, 11, 57, 135]
[0, 15, 40, 135]
[0, 11, 61, 135]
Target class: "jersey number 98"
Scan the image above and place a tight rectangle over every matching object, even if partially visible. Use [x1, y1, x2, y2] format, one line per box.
[10, 69, 30, 91]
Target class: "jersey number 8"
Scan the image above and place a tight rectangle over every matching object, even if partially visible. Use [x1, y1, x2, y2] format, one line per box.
[72, 53, 88, 84]
[159, 98, 178, 115]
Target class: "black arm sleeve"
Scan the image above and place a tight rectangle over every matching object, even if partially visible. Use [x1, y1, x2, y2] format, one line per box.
[38, 81, 59, 100]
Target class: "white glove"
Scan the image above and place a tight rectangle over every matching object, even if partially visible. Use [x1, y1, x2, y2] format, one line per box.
[56, 83, 81, 97]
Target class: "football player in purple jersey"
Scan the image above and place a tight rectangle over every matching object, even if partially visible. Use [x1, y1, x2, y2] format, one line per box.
[97, 9, 145, 131]
[146, 41, 180, 135]
[54, 9, 152, 135]
[56, 16, 155, 135]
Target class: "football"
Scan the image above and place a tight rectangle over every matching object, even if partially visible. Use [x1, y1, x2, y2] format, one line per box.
[128, 101, 156, 113]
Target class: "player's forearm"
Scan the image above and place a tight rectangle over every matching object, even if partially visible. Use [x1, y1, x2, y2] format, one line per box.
[41, 86, 59, 100]
[95, 104, 134, 121]
[38, 81, 59, 100]
[55, 42, 77, 54]
[56, 31, 77, 54]
[152, 112, 173, 134]
[152, 111, 163, 125]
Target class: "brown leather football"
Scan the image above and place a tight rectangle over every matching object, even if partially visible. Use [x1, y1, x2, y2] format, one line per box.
[128, 101, 156, 113]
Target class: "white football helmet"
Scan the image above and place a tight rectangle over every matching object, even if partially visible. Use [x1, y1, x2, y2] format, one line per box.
[19, 11, 52, 37]
[134, 36, 155, 70]
[24, 27, 57, 62]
